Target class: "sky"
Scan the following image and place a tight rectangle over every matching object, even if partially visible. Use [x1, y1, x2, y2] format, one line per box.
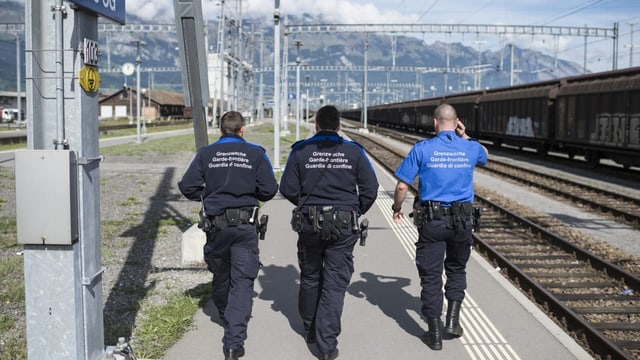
[6, 0, 639, 72]
[116, 0, 640, 72]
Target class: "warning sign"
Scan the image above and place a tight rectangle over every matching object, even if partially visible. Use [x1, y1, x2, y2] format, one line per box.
[79, 66, 101, 93]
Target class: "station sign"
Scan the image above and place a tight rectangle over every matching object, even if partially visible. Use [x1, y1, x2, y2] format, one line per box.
[83, 38, 99, 67]
[68, 0, 126, 25]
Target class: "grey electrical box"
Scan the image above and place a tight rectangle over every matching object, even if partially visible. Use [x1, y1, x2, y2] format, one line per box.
[15, 150, 79, 245]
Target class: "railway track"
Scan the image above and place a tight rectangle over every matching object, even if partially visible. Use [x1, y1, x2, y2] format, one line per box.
[354, 123, 640, 230]
[482, 159, 640, 230]
[343, 128, 640, 360]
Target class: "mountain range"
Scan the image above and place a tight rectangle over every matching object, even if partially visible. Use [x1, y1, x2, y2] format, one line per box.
[0, 1, 586, 104]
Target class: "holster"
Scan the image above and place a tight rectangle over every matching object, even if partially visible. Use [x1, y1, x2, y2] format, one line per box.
[258, 214, 269, 240]
[412, 197, 427, 228]
[472, 207, 481, 232]
[290, 208, 303, 232]
[451, 202, 473, 232]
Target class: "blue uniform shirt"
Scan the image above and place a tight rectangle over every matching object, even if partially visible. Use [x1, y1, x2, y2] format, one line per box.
[178, 134, 278, 215]
[394, 131, 487, 204]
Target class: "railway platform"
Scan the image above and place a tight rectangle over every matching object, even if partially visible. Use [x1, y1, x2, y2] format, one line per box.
[163, 158, 593, 360]
[0, 128, 26, 145]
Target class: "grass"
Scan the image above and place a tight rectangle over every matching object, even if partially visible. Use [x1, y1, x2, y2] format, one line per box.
[0, 183, 24, 359]
[0, 119, 193, 152]
[0, 235, 25, 360]
[0, 142, 25, 152]
[132, 285, 209, 359]
[101, 133, 197, 157]
[119, 196, 139, 206]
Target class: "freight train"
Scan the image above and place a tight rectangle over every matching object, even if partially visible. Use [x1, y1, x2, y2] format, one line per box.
[341, 67, 640, 168]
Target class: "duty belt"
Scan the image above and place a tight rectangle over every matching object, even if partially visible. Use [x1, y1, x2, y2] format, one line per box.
[436, 205, 453, 216]
[411, 199, 474, 230]
[204, 207, 259, 231]
[199, 206, 269, 239]
[214, 207, 257, 224]
[290, 205, 359, 240]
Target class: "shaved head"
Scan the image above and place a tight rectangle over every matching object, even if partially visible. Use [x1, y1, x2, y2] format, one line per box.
[434, 103, 457, 123]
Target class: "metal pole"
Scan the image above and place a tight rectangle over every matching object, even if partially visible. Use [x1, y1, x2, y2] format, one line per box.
[259, 32, 264, 123]
[294, 40, 302, 141]
[219, 0, 226, 117]
[24, 2, 106, 357]
[510, 43, 514, 86]
[613, 22, 619, 71]
[132, 40, 146, 142]
[129, 85, 133, 124]
[136, 49, 141, 140]
[632, 24, 633, 67]
[54, 0, 65, 149]
[363, 35, 368, 129]
[584, 27, 588, 74]
[282, 32, 289, 132]
[305, 74, 310, 122]
[204, 20, 209, 124]
[273, 0, 281, 168]
[16, 33, 22, 127]
[445, 32, 450, 95]
[475, 40, 485, 90]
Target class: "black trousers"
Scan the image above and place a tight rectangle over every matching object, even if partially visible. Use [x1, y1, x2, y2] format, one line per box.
[203, 224, 260, 351]
[297, 229, 357, 354]
[415, 214, 473, 319]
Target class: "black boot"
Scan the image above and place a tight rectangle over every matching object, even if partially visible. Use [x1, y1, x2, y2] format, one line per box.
[422, 318, 442, 350]
[223, 347, 245, 360]
[444, 301, 464, 337]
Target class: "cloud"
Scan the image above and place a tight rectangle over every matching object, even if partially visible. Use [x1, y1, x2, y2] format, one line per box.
[245, 0, 413, 24]
[124, 0, 416, 24]
[126, 0, 174, 22]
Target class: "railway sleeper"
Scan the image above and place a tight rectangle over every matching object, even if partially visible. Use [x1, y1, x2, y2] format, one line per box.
[506, 254, 574, 261]
[515, 262, 585, 269]
[543, 281, 617, 288]
[527, 272, 601, 278]
[614, 340, 640, 350]
[572, 307, 640, 314]
[592, 322, 640, 331]
[556, 293, 638, 301]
